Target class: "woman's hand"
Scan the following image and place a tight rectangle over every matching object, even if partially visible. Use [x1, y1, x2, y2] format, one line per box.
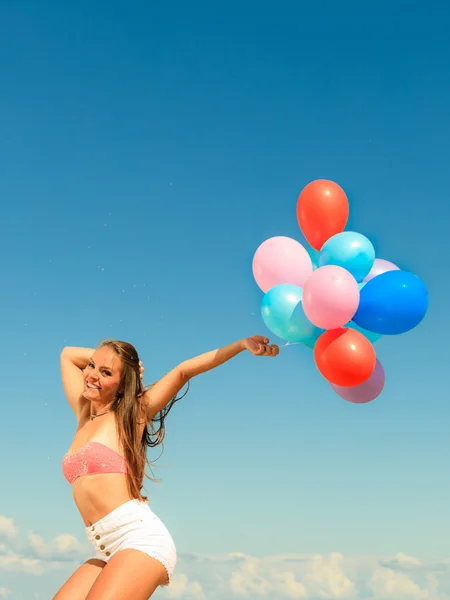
[243, 336, 279, 357]
[139, 361, 145, 379]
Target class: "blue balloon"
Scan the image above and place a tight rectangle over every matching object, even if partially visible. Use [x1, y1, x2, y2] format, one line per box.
[353, 270, 428, 335]
[346, 282, 383, 342]
[261, 284, 324, 348]
[319, 231, 375, 282]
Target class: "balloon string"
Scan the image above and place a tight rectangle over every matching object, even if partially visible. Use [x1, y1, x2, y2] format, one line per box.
[278, 342, 301, 348]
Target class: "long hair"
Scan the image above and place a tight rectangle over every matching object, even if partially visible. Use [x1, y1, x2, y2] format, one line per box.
[100, 340, 188, 501]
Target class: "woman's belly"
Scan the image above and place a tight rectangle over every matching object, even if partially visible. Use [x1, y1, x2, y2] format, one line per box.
[72, 473, 137, 525]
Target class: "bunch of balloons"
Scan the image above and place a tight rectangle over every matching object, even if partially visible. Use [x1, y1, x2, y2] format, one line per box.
[252, 180, 428, 404]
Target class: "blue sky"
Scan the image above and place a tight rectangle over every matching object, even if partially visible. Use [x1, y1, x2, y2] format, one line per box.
[1, 1, 450, 599]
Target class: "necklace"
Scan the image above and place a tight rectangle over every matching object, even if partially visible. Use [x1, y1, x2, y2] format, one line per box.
[90, 409, 112, 420]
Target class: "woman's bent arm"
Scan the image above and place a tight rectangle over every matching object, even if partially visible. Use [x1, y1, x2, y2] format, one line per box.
[60, 347, 94, 417]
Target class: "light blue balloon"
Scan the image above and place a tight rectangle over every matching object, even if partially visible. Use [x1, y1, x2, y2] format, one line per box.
[261, 284, 324, 348]
[346, 320, 383, 343]
[319, 231, 375, 282]
[308, 247, 320, 270]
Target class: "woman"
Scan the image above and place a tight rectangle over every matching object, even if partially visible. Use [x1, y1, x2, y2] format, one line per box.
[54, 335, 279, 600]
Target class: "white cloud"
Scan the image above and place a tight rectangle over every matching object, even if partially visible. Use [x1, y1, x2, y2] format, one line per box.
[164, 552, 450, 600]
[380, 553, 424, 571]
[26, 531, 90, 562]
[0, 515, 89, 577]
[0, 517, 17, 541]
[0, 554, 67, 576]
[160, 552, 357, 599]
[228, 554, 273, 597]
[224, 552, 355, 599]
[370, 567, 430, 599]
[164, 573, 206, 598]
[300, 553, 355, 598]
[2, 514, 450, 600]
[270, 570, 307, 598]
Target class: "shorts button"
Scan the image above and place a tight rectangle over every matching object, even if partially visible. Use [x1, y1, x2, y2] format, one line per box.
[95, 535, 100, 540]
[100, 545, 105, 550]
[105, 551, 111, 556]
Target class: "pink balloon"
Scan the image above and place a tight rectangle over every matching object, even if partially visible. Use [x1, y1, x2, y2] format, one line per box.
[363, 258, 399, 282]
[252, 236, 313, 293]
[330, 359, 385, 403]
[302, 265, 360, 329]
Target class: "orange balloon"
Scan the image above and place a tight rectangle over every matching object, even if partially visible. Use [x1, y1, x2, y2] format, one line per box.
[314, 328, 376, 387]
[296, 180, 349, 251]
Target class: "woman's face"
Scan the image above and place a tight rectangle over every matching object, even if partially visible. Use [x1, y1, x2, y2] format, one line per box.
[82, 346, 122, 405]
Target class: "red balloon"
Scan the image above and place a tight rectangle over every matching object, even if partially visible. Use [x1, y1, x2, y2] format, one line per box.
[296, 180, 349, 251]
[314, 328, 376, 387]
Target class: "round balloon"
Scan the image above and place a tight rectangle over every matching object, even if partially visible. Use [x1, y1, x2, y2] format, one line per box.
[330, 359, 385, 403]
[318, 231, 375, 282]
[345, 281, 382, 343]
[346, 320, 382, 343]
[314, 328, 377, 387]
[252, 236, 313, 293]
[308, 247, 320, 270]
[261, 284, 324, 347]
[353, 270, 428, 335]
[302, 265, 360, 330]
[296, 180, 349, 251]
[363, 258, 399, 282]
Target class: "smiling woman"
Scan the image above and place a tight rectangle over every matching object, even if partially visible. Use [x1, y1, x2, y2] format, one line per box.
[85, 355, 120, 401]
[54, 336, 279, 600]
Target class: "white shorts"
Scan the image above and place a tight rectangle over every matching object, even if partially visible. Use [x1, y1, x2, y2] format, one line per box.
[86, 499, 176, 585]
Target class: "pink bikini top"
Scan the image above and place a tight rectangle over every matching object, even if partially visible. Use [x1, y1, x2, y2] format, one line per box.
[62, 441, 128, 484]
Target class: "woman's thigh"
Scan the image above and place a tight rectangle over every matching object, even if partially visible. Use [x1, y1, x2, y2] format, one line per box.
[52, 558, 106, 600]
[85, 549, 167, 600]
